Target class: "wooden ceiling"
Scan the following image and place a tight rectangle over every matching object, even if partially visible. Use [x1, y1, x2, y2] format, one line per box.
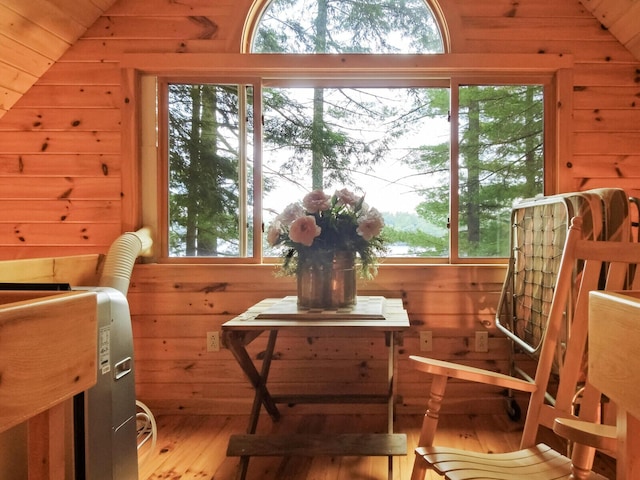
[581, 0, 640, 60]
[0, 0, 118, 118]
[0, 0, 638, 120]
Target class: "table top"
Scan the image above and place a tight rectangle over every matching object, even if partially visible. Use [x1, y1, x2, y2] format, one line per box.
[222, 296, 409, 331]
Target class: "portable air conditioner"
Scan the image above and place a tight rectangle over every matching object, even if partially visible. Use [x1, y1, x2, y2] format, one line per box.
[73, 286, 138, 480]
[72, 227, 153, 480]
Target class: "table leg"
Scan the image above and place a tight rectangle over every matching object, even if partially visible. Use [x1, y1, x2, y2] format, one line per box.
[231, 330, 280, 480]
[387, 331, 396, 480]
[226, 330, 280, 420]
[247, 330, 280, 431]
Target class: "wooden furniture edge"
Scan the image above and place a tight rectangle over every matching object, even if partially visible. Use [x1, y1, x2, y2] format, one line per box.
[227, 433, 407, 457]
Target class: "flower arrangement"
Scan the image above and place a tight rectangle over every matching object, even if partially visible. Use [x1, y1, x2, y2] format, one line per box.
[266, 188, 386, 279]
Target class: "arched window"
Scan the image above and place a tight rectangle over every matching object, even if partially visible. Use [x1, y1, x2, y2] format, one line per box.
[149, 1, 552, 262]
[250, 0, 445, 54]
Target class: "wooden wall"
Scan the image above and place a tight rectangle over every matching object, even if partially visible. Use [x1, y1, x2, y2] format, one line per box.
[128, 263, 513, 416]
[0, 0, 638, 417]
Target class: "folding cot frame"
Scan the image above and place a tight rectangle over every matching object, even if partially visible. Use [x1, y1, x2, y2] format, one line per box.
[495, 188, 638, 421]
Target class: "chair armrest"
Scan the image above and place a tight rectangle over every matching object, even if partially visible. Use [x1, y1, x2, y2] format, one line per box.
[409, 355, 537, 393]
[553, 417, 617, 453]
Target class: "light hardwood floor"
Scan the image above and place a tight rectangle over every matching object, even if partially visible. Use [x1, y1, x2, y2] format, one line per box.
[137, 413, 616, 480]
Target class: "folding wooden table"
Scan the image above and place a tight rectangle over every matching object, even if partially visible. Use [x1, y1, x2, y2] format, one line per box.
[222, 296, 410, 480]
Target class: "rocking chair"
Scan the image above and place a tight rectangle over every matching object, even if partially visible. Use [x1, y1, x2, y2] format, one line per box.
[410, 216, 640, 480]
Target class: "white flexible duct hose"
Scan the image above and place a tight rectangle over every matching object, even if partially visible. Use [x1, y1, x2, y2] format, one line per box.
[98, 227, 153, 296]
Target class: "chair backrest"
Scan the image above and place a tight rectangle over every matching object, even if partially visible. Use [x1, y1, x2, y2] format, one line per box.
[496, 194, 574, 356]
[520, 220, 640, 451]
[586, 187, 631, 242]
[517, 215, 586, 447]
[497, 188, 631, 358]
[498, 189, 633, 358]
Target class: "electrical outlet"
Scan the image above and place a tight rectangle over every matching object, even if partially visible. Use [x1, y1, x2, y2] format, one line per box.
[207, 331, 220, 352]
[475, 331, 488, 352]
[419, 331, 433, 352]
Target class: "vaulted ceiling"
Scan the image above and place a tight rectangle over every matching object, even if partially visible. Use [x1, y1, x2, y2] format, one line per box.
[0, 0, 118, 118]
[0, 0, 638, 120]
[581, 0, 640, 60]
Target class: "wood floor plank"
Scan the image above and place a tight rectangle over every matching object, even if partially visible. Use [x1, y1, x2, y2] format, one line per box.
[142, 417, 208, 479]
[139, 415, 239, 479]
[137, 413, 192, 479]
[196, 416, 249, 478]
[183, 416, 246, 478]
[471, 412, 523, 454]
[136, 413, 614, 480]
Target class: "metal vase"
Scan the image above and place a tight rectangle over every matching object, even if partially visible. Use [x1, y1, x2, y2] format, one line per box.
[297, 250, 357, 310]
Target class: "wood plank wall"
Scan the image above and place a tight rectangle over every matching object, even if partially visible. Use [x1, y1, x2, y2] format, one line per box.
[0, 0, 638, 417]
[128, 263, 513, 416]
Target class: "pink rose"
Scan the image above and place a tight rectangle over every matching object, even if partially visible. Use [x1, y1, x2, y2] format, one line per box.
[289, 215, 322, 246]
[302, 190, 331, 213]
[356, 207, 384, 241]
[335, 188, 360, 207]
[277, 202, 305, 226]
[266, 220, 282, 246]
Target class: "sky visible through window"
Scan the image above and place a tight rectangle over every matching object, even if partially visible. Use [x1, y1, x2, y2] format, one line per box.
[262, 89, 449, 204]
[252, 0, 444, 54]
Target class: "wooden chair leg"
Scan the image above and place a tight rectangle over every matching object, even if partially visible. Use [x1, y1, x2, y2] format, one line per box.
[418, 375, 448, 446]
[569, 443, 597, 480]
[411, 453, 430, 480]
[412, 375, 448, 480]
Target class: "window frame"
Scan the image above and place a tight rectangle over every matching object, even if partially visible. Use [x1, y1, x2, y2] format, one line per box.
[158, 77, 262, 262]
[125, 53, 573, 264]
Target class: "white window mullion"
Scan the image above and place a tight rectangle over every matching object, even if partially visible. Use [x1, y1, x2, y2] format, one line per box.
[238, 84, 249, 257]
[253, 82, 264, 262]
[449, 79, 460, 263]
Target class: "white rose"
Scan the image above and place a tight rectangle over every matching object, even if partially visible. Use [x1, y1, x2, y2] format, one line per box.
[356, 207, 384, 241]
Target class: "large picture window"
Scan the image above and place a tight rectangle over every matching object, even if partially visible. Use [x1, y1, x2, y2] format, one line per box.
[162, 79, 545, 261]
[147, 0, 550, 263]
